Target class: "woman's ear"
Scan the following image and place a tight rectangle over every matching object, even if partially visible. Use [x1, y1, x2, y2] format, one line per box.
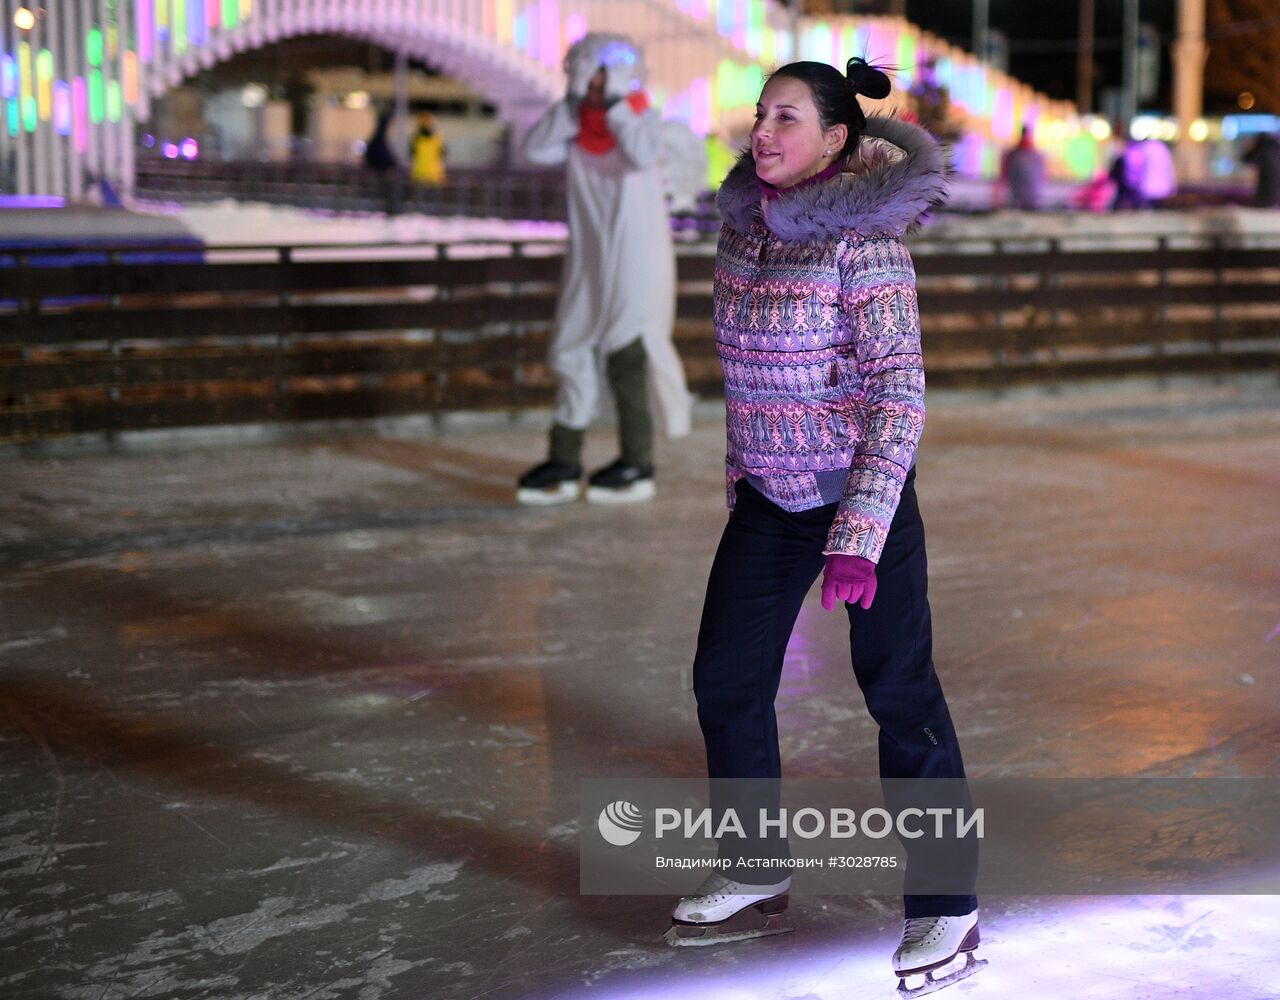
[826, 123, 848, 155]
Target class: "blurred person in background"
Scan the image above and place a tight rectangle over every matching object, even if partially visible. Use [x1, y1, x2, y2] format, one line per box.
[515, 33, 695, 505]
[1108, 138, 1139, 210]
[1110, 135, 1176, 210]
[364, 108, 397, 172]
[364, 108, 403, 215]
[1072, 168, 1117, 213]
[1137, 137, 1177, 206]
[995, 125, 1046, 210]
[1243, 133, 1280, 208]
[411, 113, 447, 187]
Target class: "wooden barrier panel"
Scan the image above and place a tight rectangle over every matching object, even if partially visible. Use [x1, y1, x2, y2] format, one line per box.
[2, 236, 1278, 443]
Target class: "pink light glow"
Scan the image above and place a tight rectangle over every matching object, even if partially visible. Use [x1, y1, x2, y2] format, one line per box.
[163, 142, 179, 158]
[53, 80, 71, 135]
[539, 0, 560, 66]
[138, 0, 154, 63]
[994, 87, 1015, 141]
[72, 76, 87, 153]
[862, 25, 881, 65]
[690, 76, 711, 137]
[665, 91, 691, 126]
[880, 26, 898, 68]
[564, 13, 586, 46]
[180, 136, 199, 159]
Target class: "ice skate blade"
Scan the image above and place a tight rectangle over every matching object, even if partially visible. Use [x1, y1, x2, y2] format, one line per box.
[585, 481, 656, 504]
[664, 894, 792, 947]
[896, 952, 987, 998]
[516, 483, 581, 505]
[663, 915, 794, 947]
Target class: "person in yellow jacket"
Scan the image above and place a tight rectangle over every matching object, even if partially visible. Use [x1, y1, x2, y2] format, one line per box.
[410, 114, 446, 186]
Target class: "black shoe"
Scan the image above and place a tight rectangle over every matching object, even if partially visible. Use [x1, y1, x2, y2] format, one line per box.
[585, 460, 656, 504]
[516, 460, 582, 505]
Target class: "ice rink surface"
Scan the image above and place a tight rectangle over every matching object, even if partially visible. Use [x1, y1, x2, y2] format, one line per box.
[2, 375, 1279, 999]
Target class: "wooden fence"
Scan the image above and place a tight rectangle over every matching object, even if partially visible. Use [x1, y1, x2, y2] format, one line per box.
[2, 235, 1278, 444]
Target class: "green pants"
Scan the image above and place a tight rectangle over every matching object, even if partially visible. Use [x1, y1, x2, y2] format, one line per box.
[549, 338, 652, 467]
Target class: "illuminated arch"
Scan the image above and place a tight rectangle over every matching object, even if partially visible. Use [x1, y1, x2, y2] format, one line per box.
[0, 0, 1093, 201]
[152, 17, 561, 115]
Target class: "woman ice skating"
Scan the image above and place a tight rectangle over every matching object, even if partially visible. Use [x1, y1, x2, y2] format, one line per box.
[517, 33, 694, 505]
[664, 59, 983, 997]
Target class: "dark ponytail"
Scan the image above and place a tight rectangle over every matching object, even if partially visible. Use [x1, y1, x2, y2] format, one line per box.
[770, 57, 893, 158]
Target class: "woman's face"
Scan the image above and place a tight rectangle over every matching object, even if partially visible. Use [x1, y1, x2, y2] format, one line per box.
[751, 75, 845, 189]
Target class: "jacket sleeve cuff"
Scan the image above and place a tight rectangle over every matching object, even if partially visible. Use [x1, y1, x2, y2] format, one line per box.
[822, 464, 908, 561]
[824, 508, 886, 561]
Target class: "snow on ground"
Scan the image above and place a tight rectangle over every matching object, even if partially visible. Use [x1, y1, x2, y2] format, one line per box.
[138, 198, 569, 247]
[149, 196, 1280, 249]
[6, 190, 1280, 251]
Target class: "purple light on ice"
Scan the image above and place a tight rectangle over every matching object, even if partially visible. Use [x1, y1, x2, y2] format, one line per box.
[546, 895, 1280, 1000]
[0, 194, 66, 208]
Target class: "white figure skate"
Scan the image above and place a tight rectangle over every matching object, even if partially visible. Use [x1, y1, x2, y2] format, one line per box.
[662, 873, 794, 946]
[892, 909, 986, 997]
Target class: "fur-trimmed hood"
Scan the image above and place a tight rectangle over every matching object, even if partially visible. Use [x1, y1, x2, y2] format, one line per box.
[716, 116, 947, 243]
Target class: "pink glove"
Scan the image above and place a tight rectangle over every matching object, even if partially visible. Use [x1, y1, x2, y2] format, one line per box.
[820, 553, 877, 611]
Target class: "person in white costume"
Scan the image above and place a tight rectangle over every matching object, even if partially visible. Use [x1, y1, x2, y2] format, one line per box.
[516, 33, 694, 505]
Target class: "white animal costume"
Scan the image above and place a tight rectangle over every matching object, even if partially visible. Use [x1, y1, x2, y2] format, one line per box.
[522, 33, 693, 442]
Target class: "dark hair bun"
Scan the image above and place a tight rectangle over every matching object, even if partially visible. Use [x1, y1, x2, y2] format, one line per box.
[846, 57, 892, 100]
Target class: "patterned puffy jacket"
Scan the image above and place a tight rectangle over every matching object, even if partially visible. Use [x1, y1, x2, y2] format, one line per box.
[713, 116, 947, 563]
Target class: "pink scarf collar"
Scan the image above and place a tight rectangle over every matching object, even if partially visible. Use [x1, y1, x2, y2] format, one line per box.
[758, 155, 844, 202]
